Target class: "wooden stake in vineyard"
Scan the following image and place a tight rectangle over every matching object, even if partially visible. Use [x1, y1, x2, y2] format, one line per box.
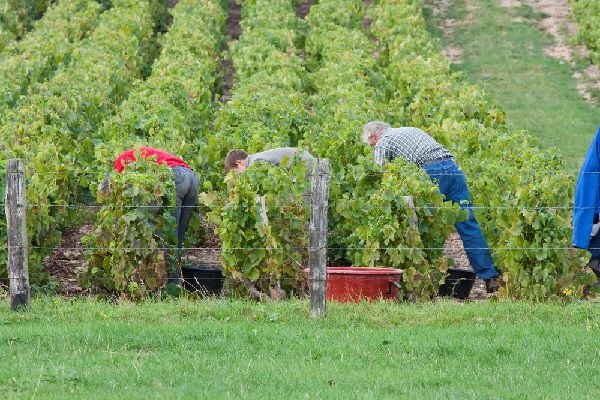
[5, 159, 30, 309]
[309, 159, 330, 318]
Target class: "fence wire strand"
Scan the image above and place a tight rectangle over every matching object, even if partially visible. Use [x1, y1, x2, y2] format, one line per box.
[3, 245, 586, 251]
[6, 170, 600, 176]
[0, 203, 598, 210]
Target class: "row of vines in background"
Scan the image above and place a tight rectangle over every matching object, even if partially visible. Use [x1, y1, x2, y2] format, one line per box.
[80, 0, 227, 297]
[302, 0, 465, 301]
[206, 0, 308, 187]
[369, 0, 592, 299]
[203, 0, 310, 299]
[92, 0, 226, 177]
[0, 0, 53, 51]
[0, 0, 104, 115]
[570, 0, 600, 67]
[0, 0, 161, 284]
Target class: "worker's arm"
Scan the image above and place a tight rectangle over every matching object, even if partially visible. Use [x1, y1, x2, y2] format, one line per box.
[373, 144, 386, 166]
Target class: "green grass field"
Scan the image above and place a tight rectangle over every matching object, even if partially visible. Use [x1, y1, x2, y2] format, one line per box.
[1, 296, 599, 399]
[424, 0, 600, 172]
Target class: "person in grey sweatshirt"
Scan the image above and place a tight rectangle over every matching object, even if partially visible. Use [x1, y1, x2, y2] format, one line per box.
[224, 147, 315, 173]
[224, 147, 316, 203]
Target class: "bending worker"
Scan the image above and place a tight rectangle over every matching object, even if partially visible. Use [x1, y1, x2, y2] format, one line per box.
[114, 147, 199, 251]
[224, 147, 314, 173]
[224, 147, 316, 202]
[572, 126, 600, 285]
[362, 121, 500, 293]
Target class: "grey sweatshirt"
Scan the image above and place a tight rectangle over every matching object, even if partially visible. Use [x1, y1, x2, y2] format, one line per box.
[245, 147, 315, 169]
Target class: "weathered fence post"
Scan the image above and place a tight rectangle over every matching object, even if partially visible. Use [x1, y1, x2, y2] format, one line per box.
[309, 159, 330, 318]
[6, 159, 30, 309]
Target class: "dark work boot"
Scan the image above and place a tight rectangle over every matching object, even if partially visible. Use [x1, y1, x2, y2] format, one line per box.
[588, 258, 600, 279]
[167, 267, 182, 286]
[165, 267, 182, 297]
[484, 277, 499, 293]
[582, 259, 600, 297]
[590, 259, 600, 284]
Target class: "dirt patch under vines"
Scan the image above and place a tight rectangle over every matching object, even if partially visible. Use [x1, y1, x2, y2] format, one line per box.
[296, 0, 312, 19]
[221, 0, 242, 103]
[184, 216, 222, 268]
[43, 223, 92, 296]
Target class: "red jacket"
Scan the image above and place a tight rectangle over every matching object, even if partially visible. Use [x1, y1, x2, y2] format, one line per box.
[113, 147, 192, 173]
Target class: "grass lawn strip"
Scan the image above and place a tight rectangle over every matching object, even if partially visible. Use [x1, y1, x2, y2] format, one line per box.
[0, 297, 598, 399]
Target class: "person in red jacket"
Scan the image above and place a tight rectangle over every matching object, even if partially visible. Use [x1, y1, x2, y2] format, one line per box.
[114, 147, 199, 251]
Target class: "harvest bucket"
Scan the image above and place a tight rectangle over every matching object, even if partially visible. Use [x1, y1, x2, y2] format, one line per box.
[181, 265, 224, 295]
[438, 268, 475, 299]
[306, 267, 403, 302]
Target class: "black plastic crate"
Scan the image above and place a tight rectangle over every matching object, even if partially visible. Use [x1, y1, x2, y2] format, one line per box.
[181, 265, 224, 295]
[438, 268, 475, 299]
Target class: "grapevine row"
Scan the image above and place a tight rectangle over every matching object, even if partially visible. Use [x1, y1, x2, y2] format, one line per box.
[205, 0, 309, 187]
[0, 0, 103, 116]
[0, 0, 52, 51]
[0, 0, 159, 283]
[302, 0, 463, 301]
[92, 0, 227, 179]
[203, 0, 309, 295]
[80, 0, 227, 297]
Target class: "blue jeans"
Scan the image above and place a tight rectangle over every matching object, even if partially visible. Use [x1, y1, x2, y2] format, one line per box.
[424, 159, 499, 279]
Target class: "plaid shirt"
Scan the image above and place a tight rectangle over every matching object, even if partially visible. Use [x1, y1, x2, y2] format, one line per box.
[373, 127, 452, 167]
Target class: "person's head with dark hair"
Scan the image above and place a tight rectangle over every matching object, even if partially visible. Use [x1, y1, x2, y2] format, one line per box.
[224, 149, 249, 172]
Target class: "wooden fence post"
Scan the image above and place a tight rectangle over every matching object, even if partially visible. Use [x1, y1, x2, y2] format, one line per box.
[309, 159, 330, 318]
[6, 159, 30, 309]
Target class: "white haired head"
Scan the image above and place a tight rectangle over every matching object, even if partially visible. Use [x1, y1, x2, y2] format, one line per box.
[362, 121, 390, 145]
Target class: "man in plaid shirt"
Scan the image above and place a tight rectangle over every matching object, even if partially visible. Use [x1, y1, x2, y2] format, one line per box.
[363, 121, 499, 293]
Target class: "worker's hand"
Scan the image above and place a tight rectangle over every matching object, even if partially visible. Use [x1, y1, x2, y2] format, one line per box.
[98, 177, 112, 198]
[591, 222, 600, 237]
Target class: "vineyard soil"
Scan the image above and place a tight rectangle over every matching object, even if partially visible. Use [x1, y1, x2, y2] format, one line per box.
[220, 0, 242, 102]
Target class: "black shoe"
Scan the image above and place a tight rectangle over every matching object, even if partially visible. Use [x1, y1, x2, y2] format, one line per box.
[484, 277, 499, 293]
[167, 267, 182, 287]
[583, 259, 600, 298]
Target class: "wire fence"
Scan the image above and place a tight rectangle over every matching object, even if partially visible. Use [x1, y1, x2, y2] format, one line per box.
[2, 159, 595, 307]
[2, 245, 589, 251]
[0, 188, 591, 252]
[0, 203, 598, 210]
[5, 169, 600, 176]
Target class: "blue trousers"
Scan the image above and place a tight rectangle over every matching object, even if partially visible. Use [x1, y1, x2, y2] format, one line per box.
[424, 159, 499, 279]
